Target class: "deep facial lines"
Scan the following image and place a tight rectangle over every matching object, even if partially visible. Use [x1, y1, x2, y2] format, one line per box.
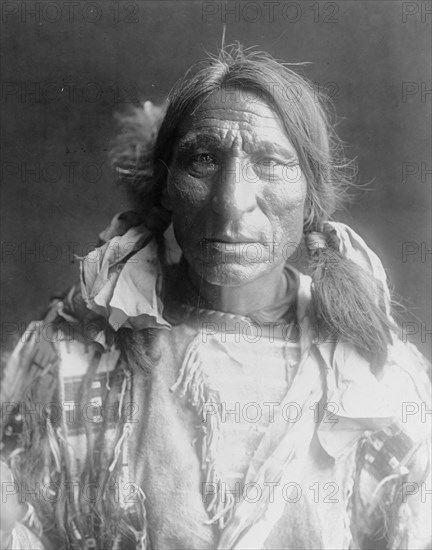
[175, 101, 298, 163]
[175, 128, 299, 170]
[165, 89, 307, 295]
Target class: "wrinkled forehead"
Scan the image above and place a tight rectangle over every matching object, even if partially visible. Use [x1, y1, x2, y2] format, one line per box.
[174, 87, 296, 155]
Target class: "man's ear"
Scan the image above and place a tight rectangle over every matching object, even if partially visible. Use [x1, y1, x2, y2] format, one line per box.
[160, 186, 173, 211]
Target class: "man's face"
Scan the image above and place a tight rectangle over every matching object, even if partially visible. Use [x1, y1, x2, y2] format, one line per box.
[165, 88, 308, 286]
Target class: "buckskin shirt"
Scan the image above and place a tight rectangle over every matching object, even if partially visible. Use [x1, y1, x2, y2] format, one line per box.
[1, 218, 431, 550]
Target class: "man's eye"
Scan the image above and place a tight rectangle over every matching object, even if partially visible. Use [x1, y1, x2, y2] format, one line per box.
[258, 158, 299, 168]
[255, 158, 300, 180]
[188, 153, 218, 176]
[258, 158, 281, 168]
[194, 153, 216, 164]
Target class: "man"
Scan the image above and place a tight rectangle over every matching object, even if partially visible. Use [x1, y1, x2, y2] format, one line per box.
[1, 46, 430, 549]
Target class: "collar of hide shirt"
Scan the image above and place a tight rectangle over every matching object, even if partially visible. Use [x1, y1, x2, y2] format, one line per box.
[79, 221, 430, 458]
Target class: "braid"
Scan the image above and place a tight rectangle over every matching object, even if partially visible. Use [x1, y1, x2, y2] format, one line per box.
[306, 223, 394, 371]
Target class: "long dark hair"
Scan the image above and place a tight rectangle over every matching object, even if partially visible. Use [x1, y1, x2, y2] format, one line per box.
[112, 45, 394, 368]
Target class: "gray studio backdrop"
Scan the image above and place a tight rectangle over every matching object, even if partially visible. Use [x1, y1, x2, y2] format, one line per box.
[1, 0, 431, 359]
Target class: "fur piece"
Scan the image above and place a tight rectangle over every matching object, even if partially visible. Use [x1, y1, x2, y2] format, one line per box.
[109, 101, 166, 218]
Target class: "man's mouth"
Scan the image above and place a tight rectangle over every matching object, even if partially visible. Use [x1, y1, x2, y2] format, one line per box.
[197, 238, 271, 264]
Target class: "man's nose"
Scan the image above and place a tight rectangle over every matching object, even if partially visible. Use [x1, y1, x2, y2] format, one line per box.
[211, 158, 258, 219]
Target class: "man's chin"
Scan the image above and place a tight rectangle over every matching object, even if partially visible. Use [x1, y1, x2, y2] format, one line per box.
[193, 261, 271, 287]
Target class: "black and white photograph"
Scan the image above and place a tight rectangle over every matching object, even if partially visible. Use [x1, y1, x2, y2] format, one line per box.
[0, 1, 431, 549]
